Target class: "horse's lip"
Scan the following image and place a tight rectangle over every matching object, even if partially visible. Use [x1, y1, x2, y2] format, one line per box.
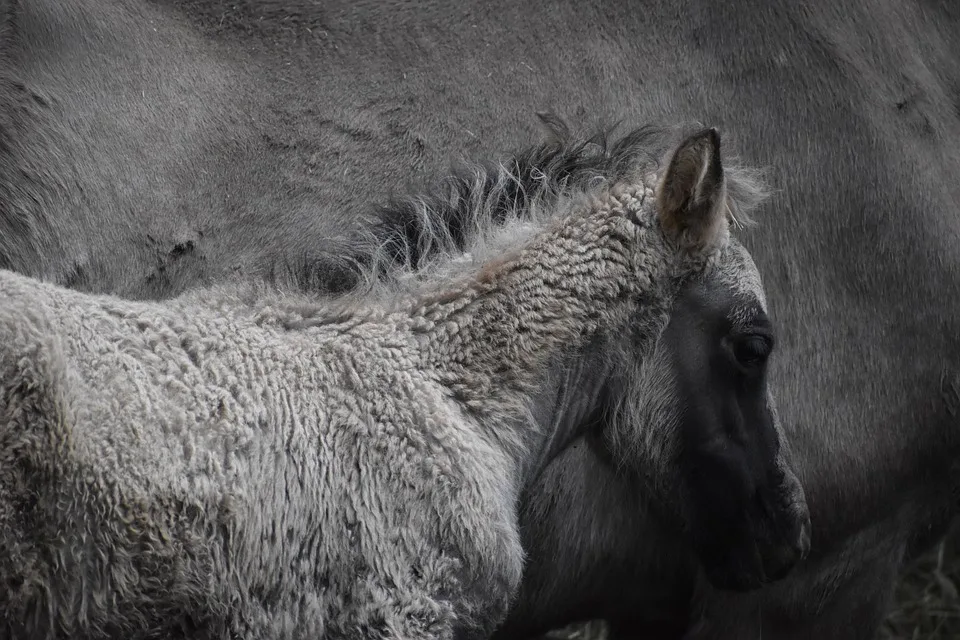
[797, 517, 812, 560]
[707, 565, 765, 592]
[759, 525, 810, 583]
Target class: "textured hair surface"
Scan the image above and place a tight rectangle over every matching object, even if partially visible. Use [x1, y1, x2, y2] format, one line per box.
[333, 114, 769, 310]
[0, 111, 773, 639]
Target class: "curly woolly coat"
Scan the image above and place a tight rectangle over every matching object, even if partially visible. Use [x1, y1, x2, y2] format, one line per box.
[0, 133, 734, 639]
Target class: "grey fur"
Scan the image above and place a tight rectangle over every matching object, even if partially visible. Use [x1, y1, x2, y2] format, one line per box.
[0, 142, 750, 639]
[3, 0, 958, 637]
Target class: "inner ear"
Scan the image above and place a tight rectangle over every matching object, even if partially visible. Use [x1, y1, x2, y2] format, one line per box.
[656, 128, 728, 252]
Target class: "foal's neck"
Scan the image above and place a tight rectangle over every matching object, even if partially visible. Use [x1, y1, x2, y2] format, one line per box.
[410, 187, 672, 418]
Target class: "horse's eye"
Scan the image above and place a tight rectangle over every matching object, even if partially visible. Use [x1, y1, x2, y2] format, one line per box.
[732, 335, 771, 368]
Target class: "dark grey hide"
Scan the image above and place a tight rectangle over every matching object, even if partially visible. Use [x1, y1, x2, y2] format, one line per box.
[2, 1, 960, 638]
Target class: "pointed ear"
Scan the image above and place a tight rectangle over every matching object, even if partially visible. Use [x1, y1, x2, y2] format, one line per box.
[656, 128, 729, 252]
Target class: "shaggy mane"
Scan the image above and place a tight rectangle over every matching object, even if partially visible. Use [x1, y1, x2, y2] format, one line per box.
[252, 114, 770, 327]
[358, 115, 766, 290]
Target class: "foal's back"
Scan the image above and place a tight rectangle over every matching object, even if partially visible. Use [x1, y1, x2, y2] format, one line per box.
[0, 271, 523, 638]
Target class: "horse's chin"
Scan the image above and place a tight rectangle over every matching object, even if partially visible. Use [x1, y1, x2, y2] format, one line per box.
[697, 510, 811, 593]
[698, 544, 767, 592]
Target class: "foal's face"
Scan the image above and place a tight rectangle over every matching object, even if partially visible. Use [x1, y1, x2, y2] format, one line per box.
[662, 241, 810, 591]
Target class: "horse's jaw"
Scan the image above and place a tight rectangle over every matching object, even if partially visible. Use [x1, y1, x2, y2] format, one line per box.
[518, 348, 614, 487]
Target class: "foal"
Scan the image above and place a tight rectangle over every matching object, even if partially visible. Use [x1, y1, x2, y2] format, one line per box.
[0, 128, 781, 639]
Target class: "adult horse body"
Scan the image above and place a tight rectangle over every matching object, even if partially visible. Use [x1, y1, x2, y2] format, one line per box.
[2, 0, 960, 637]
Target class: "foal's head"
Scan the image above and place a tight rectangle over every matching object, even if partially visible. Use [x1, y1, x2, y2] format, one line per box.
[513, 122, 810, 591]
[362, 116, 810, 591]
[606, 133, 810, 591]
